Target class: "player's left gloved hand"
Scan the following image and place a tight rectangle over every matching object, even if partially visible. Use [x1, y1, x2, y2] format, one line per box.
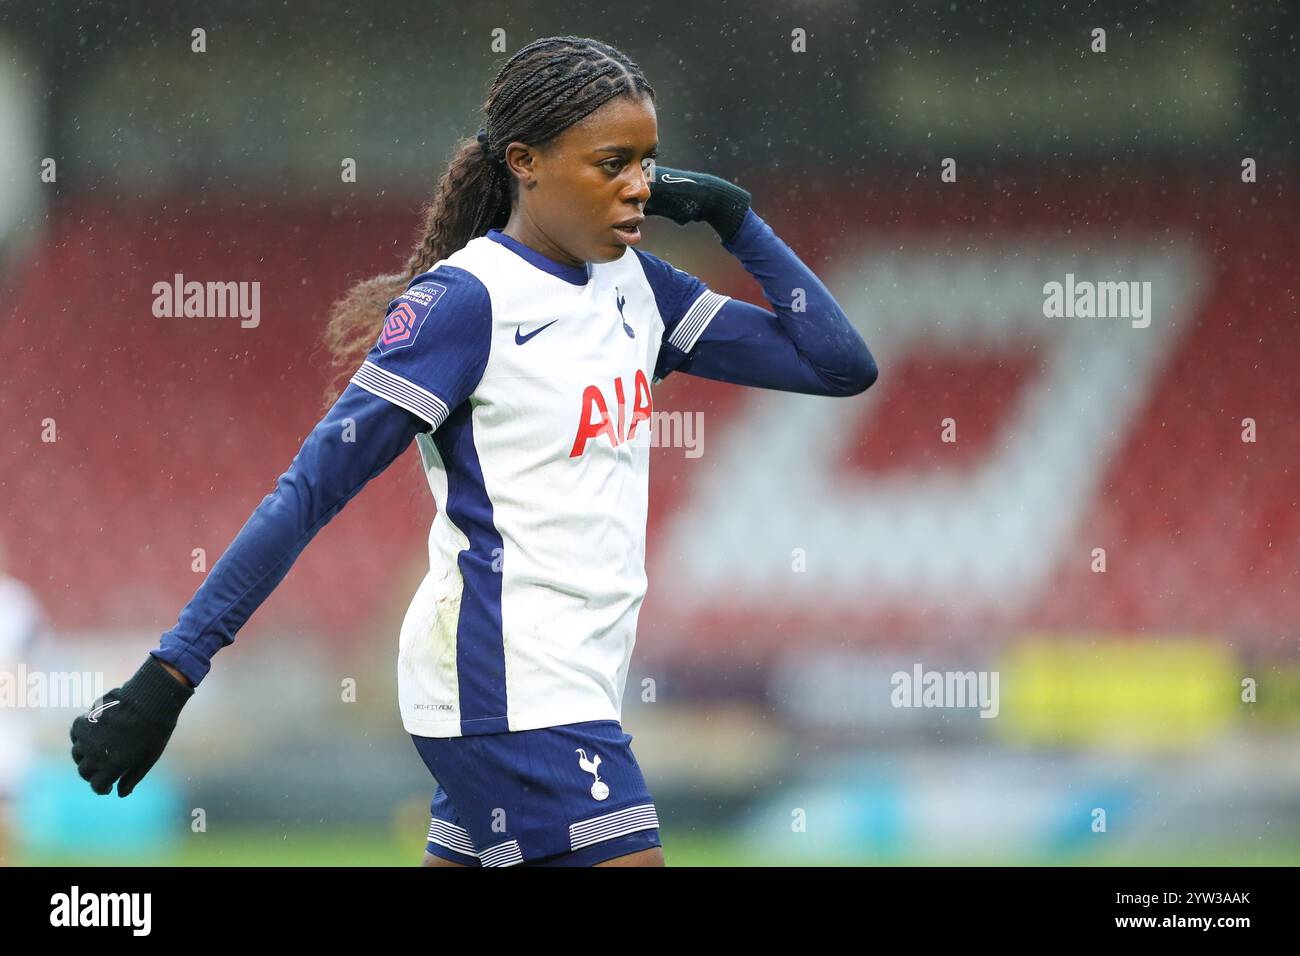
[69, 655, 193, 797]
[643, 163, 752, 244]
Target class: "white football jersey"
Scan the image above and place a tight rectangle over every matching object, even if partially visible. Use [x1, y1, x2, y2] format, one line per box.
[349, 229, 730, 737]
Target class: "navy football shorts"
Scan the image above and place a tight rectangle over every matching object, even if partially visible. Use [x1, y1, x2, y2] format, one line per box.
[411, 719, 662, 867]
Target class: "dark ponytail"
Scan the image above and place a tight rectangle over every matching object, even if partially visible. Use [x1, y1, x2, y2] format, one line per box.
[321, 35, 656, 407]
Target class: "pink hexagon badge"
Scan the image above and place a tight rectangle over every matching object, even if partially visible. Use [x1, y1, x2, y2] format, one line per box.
[377, 282, 447, 353]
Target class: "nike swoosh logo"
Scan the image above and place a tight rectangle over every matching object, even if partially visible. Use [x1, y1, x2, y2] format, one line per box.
[87, 700, 120, 723]
[515, 320, 558, 345]
[659, 174, 697, 184]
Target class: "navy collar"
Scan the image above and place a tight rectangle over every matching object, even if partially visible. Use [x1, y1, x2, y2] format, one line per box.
[487, 229, 590, 286]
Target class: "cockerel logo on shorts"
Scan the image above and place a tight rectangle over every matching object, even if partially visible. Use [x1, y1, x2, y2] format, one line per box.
[576, 748, 609, 801]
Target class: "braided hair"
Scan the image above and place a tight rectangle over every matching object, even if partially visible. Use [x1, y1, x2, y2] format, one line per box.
[322, 36, 657, 406]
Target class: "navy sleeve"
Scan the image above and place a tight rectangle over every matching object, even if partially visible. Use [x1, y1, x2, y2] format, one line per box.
[151, 384, 427, 686]
[348, 265, 493, 429]
[637, 209, 878, 396]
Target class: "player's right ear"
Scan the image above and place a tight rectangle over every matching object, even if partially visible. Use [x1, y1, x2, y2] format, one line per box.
[503, 141, 543, 190]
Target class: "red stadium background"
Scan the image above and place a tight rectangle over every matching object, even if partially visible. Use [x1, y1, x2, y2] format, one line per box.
[2, 171, 1294, 662]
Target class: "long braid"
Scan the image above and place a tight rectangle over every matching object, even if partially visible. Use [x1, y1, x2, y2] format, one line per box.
[321, 36, 656, 406]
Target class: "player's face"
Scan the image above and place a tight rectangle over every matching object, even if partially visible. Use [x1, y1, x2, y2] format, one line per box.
[503, 94, 657, 266]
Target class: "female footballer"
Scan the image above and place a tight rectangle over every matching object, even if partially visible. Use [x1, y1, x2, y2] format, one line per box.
[69, 35, 878, 867]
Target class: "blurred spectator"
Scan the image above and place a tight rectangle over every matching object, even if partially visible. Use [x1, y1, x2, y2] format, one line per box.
[0, 535, 48, 865]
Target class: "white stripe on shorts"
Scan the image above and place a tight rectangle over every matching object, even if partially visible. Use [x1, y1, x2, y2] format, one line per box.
[568, 803, 660, 851]
[427, 817, 477, 858]
[479, 839, 524, 867]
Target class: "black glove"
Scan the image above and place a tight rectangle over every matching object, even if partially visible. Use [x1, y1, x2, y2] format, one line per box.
[70, 655, 193, 797]
[643, 163, 752, 244]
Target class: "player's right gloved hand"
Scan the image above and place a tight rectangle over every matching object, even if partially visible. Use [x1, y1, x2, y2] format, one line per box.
[643, 163, 752, 244]
[69, 655, 193, 797]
